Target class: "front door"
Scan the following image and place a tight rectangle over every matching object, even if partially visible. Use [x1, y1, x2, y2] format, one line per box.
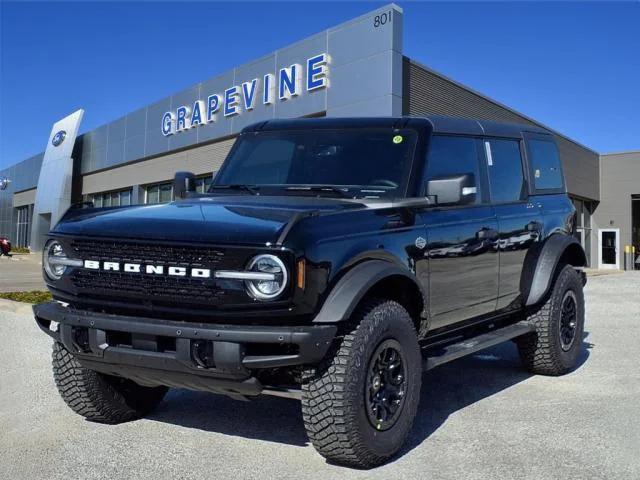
[599, 229, 620, 269]
[420, 135, 499, 330]
[424, 206, 499, 328]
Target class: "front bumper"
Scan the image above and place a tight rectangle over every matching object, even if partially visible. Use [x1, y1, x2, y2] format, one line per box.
[34, 302, 336, 398]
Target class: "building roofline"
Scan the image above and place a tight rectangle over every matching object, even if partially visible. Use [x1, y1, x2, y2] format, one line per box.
[601, 149, 640, 157]
[405, 58, 600, 156]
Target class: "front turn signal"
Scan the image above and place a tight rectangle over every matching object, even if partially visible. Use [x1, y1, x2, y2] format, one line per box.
[297, 259, 306, 290]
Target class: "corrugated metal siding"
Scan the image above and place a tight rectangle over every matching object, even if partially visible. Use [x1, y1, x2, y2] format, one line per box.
[81, 137, 235, 195]
[593, 151, 640, 267]
[0, 153, 43, 240]
[404, 59, 599, 201]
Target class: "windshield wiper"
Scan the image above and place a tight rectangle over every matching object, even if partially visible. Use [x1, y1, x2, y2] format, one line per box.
[208, 184, 259, 195]
[284, 185, 352, 198]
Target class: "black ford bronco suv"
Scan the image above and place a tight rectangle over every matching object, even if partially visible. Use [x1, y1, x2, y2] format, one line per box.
[34, 116, 587, 468]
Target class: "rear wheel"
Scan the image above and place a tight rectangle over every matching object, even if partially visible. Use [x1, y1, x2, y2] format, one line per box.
[301, 299, 422, 469]
[517, 264, 585, 376]
[52, 342, 168, 423]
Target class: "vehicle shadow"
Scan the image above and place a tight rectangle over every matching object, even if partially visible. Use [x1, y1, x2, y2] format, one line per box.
[146, 333, 593, 455]
[400, 334, 592, 458]
[148, 387, 309, 446]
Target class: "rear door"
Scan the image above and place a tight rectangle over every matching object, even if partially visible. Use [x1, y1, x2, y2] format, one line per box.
[420, 135, 499, 329]
[524, 133, 574, 243]
[483, 137, 543, 310]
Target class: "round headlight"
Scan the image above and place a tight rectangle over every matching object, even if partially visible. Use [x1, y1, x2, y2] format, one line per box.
[43, 240, 68, 280]
[245, 254, 288, 300]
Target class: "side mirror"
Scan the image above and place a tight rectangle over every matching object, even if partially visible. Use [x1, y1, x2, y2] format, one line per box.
[173, 171, 196, 199]
[426, 173, 476, 206]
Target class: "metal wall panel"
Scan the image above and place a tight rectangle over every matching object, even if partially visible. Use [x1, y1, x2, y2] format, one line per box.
[0, 153, 42, 241]
[404, 59, 600, 201]
[71, 3, 402, 176]
[13, 188, 36, 207]
[81, 138, 235, 195]
[31, 109, 85, 250]
[593, 151, 640, 267]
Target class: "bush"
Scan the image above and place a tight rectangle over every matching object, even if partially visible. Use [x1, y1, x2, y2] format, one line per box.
[0, 290, 52, 303]
[11, 246, 30, 254]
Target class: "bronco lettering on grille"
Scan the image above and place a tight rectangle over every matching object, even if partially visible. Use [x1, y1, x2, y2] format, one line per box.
[83, 260, 211, 278]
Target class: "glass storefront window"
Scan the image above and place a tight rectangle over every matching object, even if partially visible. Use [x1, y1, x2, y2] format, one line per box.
[88, 188, 133, 208]
[145, 182, 173, 204]
[15, 205, 32, 247]
[195, 176, 213, 194]
[120, 190, 131, 206]
[159, 184, 173, 203]
[146, 185, 159, 204]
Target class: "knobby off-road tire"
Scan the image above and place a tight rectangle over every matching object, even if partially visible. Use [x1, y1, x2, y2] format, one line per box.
[301, 299, 422, 469]
[517, 264, 585, 376]
[52, 342, 168, 423]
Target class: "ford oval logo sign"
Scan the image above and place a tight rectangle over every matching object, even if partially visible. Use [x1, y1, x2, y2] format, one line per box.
[0, 177, 10, 191]
[52, 130, 67, 147]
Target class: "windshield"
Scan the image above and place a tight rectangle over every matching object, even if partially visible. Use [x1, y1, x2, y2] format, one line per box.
[212, 128, 417, 199]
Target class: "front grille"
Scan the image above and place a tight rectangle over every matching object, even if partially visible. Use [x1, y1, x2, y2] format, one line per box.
[71, 240, 230, 268]
[72, 270, 226, 303]
[69, 239, 250, 307]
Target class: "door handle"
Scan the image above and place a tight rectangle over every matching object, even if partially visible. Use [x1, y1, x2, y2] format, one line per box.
[476, 228, 499, 240]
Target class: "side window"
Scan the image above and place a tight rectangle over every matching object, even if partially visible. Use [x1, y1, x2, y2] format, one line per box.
[485, 139, 526, 203]
[424, 135, 481, 204]
[528, 139, 563, 190]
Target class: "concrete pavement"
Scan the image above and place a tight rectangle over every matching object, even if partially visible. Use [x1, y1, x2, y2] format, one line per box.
[1, 273, 639, 479]
[0, 254, 45, 292]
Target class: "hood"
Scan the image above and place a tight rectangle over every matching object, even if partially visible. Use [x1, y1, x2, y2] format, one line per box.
[53, 195, 364, 245]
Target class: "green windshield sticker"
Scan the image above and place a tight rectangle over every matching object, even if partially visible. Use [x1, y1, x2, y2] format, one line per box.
[393, 135, 403, 144]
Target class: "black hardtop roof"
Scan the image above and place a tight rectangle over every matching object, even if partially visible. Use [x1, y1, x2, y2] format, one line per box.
[241, 115, 551, 139]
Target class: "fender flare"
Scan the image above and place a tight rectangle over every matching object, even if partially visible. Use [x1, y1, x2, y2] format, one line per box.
[313, 260, 425, 323]
[524, 234, 587, 307]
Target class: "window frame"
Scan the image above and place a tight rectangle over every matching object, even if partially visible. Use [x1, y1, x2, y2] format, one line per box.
[523, 132, 566, 195]
[481, 135, 530, 206]
[420, 133, 491, 208]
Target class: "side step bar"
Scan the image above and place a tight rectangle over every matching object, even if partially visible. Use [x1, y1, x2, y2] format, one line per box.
[423, 321, 535, 371]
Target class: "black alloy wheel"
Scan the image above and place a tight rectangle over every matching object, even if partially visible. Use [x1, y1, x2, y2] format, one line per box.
[365, 339, 407, 431]
[559, 290, 578, 351]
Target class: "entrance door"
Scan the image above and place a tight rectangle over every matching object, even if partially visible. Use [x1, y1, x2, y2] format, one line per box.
[599, 229, 620, 269]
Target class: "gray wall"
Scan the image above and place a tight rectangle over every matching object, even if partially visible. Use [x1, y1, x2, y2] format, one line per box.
[594, 151, 640, 267]
[81, 138, 235, 195]
[0, 153, 43, 242]
[403, 59, 600, 202]
[77, 4, 403, 176]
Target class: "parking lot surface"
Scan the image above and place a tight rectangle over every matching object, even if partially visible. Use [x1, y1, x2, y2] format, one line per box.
[0, 254, 45, 292]
[1, 273, 639, 480]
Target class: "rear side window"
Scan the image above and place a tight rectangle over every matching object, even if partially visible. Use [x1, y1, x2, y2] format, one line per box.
[528, 139, 564, 190]
[424, 135, 481, 203]
[485, 139, 526, 203]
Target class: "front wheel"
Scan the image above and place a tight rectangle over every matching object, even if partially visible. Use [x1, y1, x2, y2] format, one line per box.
[301, 299, 422, 469]
[517, 264, 585, 376]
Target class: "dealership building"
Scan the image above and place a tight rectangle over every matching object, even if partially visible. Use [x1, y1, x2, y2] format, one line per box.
[0, 4, 635, 269]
